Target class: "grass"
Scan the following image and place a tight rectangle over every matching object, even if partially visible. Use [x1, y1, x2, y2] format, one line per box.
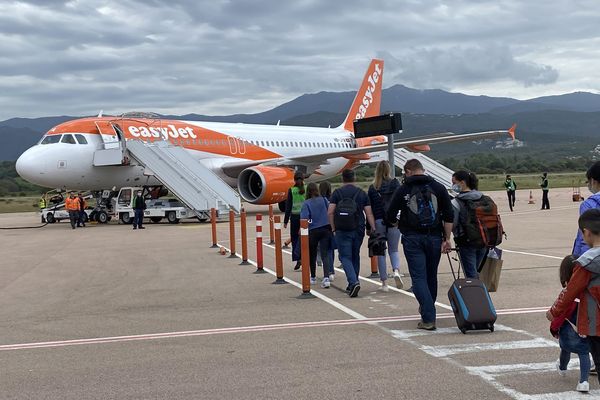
[0, 196, 41, 213]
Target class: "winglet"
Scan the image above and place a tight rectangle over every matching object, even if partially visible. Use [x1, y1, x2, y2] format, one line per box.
[508, 123, 517, 140]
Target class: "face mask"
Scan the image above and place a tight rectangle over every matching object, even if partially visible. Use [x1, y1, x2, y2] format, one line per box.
[452, 184, 462, 193]
[589, 183, 597, 194]
[137, 193, 142, 196]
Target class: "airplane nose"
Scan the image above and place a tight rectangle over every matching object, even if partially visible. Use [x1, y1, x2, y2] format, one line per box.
[16, 146, 46, 185]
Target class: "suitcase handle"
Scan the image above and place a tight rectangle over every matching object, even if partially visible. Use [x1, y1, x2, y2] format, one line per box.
[447, 249, 462, 281]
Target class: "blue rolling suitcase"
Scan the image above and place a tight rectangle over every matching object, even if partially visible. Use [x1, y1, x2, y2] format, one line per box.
[447, 252, 496, 334]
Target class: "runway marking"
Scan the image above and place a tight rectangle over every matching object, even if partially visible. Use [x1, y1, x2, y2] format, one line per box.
[466, 360, 583, 376]
[499, 205, 578, 216]
[419, 338, 558, 358]
[501, 249, 563, 260]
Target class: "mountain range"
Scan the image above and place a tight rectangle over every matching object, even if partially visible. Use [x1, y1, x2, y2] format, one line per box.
[2, 85, 600, 161]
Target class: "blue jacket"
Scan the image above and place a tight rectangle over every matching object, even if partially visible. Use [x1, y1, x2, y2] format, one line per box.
[573, 193, 600, 257]
[300, 196, 330, 230]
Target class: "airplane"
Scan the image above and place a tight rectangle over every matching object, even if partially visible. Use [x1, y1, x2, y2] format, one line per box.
[16, 59, 516, 208]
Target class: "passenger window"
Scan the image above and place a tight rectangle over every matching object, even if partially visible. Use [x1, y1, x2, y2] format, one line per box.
[61, 134, 76, 144]
[74, 134, 88, 144]
[40, 135, 61, 145]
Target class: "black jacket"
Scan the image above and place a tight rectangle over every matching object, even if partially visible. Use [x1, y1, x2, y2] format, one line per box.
[367, 178, 400, 221]
[385, 175, 453, 235]
[133, 196, 147, 210]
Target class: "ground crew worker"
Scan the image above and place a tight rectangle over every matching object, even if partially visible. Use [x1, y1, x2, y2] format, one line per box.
[284, 171, 306, 270]
[504, 174, 517, 212]
[76, 192, 87, 227]
[540, 172, 550, 210]
[132, 190, 146, 230]
[65, 192, 80, 229]
[38, 195, 46, 210]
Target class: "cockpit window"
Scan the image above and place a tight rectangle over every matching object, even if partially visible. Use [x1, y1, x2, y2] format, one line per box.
[74, 134, 88, 144]
[61, 134, 76, 144]
[40, 135, 62, 145]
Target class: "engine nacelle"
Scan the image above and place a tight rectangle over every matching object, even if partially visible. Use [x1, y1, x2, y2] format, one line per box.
[407, 144, 430, 152]
[238, 166, 295, 204]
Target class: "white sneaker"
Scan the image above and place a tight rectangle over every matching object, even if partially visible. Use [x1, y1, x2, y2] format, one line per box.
[329, 274, 335, 282]
[321, 277, 330, 288]
[381, 282, 389, 292]
[576, 381, 589, 392]
[310, 277, 317, 285]
[555, 359, 567, 377]
[393, 270, 404, 289]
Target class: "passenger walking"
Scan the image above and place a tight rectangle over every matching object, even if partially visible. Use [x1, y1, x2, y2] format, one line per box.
[300, 183, 333, 288]
[76, 192, 86, 227]
[328, 169, 376, 298]
[504, 174, 517, 212]
[132, 190, 146, 230]
[547, 209, 600, 388]
[319, 181, 336, 282]
[65, 192, 80, 230]
[284, 172, 306, 270]
[573, 162, 600, 257]
[386, 159, 454, 330]
[549, 255, 592, 393]
[367, 160, 403, 291]
[541, 172, 550, 210]
[451, 171, 487, 279]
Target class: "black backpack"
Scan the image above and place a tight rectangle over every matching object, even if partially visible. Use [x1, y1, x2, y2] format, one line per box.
[406, 184, 439, 229]
[377, 179, 399, 226]
[334, 189, 360, 231]
[456, 195, 504, 248]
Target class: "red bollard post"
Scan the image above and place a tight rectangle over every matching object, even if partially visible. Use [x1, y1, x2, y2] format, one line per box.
[210, 208, 218, 248]
[369, 255, 380, 278]
[268, 204, 275, 244]
[272, 215, 286, 284]
[254, 214, 266, 273]
[228, 209, 237, 258]
[239, 209, 250, 265]
[299, 219, 314, 298]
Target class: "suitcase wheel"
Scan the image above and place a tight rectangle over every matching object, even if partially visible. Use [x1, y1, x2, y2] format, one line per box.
[489, 324, 494, 333]
[460, 327, 466, 334]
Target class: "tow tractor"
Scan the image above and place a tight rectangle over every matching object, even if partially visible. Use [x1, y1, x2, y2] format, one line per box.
[111, 186, 195, 224]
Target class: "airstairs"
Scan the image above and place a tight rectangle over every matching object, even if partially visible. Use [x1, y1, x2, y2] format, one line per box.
[363, 148, 454, 189]
[125, 140, 241, 216]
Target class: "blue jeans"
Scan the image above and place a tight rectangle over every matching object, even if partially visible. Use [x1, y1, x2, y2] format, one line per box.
[402, 233, 442, 323]
[458, 246, 487, 279]
[133, 209, 144, 228]
[335, 229, 365, 287]
[375, 219, 401, 281]
[559, 323, 591, 383]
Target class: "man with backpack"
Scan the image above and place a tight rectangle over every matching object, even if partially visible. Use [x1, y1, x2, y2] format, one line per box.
[328, 169, 376, 298]
[386, 159, 454, 330]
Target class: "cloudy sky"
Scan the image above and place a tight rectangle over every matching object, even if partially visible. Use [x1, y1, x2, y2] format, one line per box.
[1, 0, 599, 120]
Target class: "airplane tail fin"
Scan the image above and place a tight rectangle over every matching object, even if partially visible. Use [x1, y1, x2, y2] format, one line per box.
[508, 123, 517, 140]
[340, 59, 384, 132]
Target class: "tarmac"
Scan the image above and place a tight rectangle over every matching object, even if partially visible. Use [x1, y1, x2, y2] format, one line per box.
[0, 187, 598, 399]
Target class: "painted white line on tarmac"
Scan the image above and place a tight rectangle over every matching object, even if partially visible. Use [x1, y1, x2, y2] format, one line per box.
[501, 249, 563, 260]
[421, 338, 558, 358]
[500, 205, 578, 217]
[466, 360, 583, 376]
[391, 324, 516, 339]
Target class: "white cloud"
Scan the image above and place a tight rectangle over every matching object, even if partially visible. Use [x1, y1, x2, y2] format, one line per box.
[0, 0, 599, 119]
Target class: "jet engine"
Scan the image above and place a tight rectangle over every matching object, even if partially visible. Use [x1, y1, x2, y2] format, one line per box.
[238, 166, 295, 204]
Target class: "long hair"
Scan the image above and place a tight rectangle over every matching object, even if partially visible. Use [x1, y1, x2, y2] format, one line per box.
[559, 255, 575, 288]
[294, 171, 305, 195]
[452, 170, 479, 190]
[305, 182, 320, 199]
[319, 181, 332, 199]
[373, 160, 391, 190]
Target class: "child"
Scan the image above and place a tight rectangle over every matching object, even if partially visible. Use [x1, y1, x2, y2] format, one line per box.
[547, 208, 600, 391]
[549, 255, 591, 392]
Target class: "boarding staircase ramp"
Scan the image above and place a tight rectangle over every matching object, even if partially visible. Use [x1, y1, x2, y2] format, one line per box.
[126, 140, 241, 215]
[393, 148, 454, 189]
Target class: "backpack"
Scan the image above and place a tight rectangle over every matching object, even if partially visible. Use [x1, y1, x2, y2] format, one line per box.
[406, 184, 439, 229]
[334, 189, 361, 231]
[456, 195, 504, 248]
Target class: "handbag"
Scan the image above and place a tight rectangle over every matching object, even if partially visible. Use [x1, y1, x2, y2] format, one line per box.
[479, 247, 503, 292]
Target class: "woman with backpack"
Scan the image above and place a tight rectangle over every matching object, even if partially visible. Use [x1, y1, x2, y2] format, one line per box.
[300, 182, 333, 288]
[451, 170, 489, 279]
[573, 161, 600, 257]
[367, 160, 403, 291]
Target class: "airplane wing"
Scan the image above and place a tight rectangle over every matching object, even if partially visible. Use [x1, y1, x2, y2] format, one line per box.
[221, 125, 516, 177]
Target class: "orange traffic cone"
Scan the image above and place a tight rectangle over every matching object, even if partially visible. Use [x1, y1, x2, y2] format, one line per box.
[528, 190, 535, 204]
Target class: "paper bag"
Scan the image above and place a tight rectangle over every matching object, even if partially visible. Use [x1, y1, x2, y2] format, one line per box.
[480, 257, 503, 292]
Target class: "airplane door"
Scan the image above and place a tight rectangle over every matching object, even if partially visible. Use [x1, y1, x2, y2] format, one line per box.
[237, 138, 246, 155]
[227, 137, 238, 154]
[95, 121, 121, 149]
